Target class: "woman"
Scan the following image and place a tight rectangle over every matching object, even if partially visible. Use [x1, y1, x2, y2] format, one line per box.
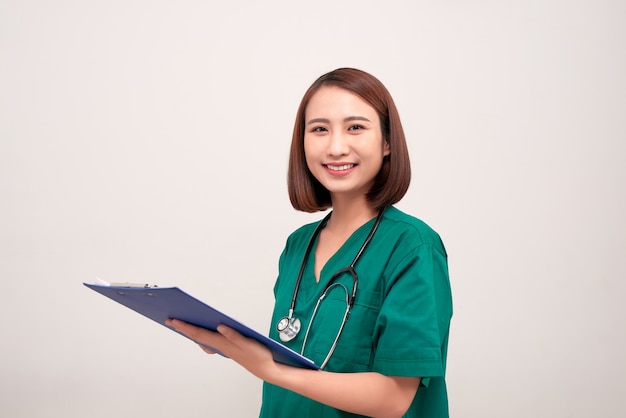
[168, 68, 452, 418]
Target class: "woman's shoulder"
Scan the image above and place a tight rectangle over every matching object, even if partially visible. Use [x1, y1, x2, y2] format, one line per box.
[383, 206, 446, 252]
[284, 215, 326, 246]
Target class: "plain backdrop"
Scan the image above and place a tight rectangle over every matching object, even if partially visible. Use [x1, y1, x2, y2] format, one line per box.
[1, 1, 625, 417]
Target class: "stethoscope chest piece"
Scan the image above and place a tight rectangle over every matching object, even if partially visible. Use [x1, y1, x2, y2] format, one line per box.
[277, 315, 301, 342]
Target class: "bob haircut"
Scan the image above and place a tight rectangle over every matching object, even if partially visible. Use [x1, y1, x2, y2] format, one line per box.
[288, 67, 411, 212]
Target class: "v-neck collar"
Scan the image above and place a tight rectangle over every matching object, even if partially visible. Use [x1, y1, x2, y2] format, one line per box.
[302, 215, 378, 298]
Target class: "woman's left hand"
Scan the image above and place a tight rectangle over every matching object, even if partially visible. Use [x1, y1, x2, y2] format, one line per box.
[165, 319, 281, 381]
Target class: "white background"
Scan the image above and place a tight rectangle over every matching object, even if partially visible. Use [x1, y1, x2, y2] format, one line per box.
[1, 1, 624, 417]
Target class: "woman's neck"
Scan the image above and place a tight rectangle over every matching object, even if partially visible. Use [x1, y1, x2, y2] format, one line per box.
[326, 195, 378, 235]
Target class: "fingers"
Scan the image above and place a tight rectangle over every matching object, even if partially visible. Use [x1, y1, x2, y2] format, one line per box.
[166, 319, 234, 351]
[166, 319, 214, 342]
[167, 319, 208, 338]
[165, 320, 253, 363]
[216, 324, 239, 341]
[167, 320, 276, 380]
[200, 345, 216, 355]
[166, 320, 218, 355]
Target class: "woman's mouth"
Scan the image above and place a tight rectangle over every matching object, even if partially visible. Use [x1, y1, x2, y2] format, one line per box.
[325, 163, 355, 172]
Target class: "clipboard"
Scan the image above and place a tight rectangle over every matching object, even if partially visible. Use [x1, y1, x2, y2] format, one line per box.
[84, 282, 319, 370]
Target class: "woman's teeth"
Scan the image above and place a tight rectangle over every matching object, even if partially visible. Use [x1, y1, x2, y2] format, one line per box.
[327, 164, 354, 171]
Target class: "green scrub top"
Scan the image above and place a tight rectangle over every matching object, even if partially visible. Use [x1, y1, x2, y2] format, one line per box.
[260, 206, 452, 418]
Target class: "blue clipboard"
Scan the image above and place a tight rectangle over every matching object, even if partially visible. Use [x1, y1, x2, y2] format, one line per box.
[84, 282, 319, 370]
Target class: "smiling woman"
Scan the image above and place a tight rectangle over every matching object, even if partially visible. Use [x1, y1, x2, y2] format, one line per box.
[168, 68, 452, 418]
[288, 68, 412, 214]
[303, 86, 390, 205]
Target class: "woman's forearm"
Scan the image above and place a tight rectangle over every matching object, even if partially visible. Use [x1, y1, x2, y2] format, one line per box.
[269, 364, 420, 418]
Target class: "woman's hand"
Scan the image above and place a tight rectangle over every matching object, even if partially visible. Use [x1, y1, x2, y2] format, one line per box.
[165, 319, 417, 417]
[165, 319, 282, 382]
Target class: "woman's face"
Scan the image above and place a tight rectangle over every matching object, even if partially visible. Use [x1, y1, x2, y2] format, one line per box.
[303, 86, 389, 201]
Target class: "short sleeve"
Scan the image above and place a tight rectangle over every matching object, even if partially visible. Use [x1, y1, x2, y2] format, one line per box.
[372, 243, 452, 382]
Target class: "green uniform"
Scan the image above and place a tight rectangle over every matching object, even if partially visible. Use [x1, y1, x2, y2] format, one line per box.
[260, 206, 452, 418]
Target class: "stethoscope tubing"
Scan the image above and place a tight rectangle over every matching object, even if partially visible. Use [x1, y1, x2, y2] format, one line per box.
[287, 211, 333, 315]
[300, 282, 351, 369]
[289, 208, 385, 314]
[277, 208, 386, 364]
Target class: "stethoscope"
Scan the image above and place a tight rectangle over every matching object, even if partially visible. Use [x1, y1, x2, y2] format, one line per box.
[276, 208, 385, 368]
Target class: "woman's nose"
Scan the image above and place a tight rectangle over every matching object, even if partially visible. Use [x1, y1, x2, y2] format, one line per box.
[327, 132, 349, 156]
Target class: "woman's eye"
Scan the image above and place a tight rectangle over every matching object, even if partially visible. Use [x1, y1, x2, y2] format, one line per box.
[312, 126, 327, 133]
[348, 124, 364, 131]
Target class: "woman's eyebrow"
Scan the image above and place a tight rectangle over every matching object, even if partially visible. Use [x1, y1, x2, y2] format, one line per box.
[344, 116, 371, 123]
[307, 117, 330, 125]
[306, 116, 371, 125]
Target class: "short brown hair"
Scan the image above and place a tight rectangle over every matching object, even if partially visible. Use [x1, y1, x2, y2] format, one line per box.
[288, 68, 411, 212]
